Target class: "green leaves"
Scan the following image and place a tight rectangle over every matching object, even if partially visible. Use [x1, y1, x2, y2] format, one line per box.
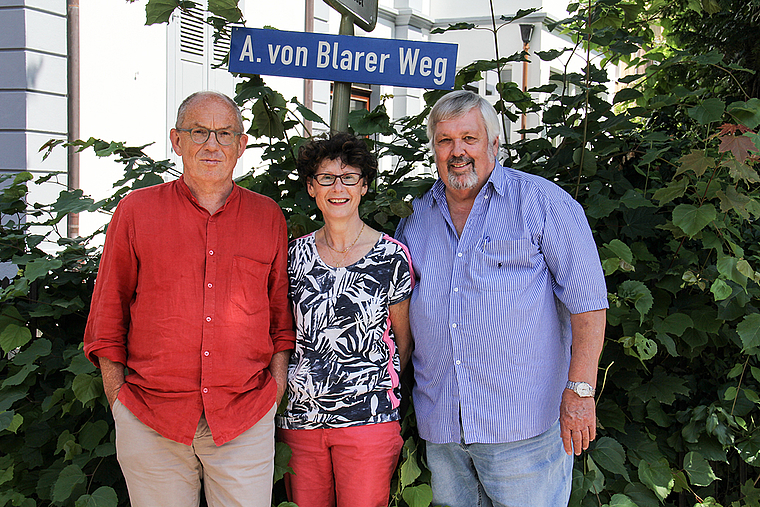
[591, 437, 630, 480]
[0, 306, 32, 353]
[402, 485, 433, 507]
[52, 464, 86, 503]
[208, 0, 243, 23]
[607, 494, 638, 507]
[728, 99, 760, 130]
[657, 313, 693, 336]
[250, 94, 288, 140]
[399, 438, 421, 487]
[675, 150, 714, 178]
[638, 458, 673, 501]
[630, 369, 691, 405]
[273, 441, 293, 483]
[737, 314, 760, 352]
[672, 203, 716, 237]
[0, 323, 31, 354]
[74, 487, 118, 507]
[145, 0, 195, 25]
[617, 280, 653, 322]
[736, 433, 760, 466]
[22, 258, 63, 283]
[683, 452, 719, 487]
[620, 333, 657, 362]
[687, 98, 725, 125]
[613, 88, 643, 104]
[72, 374, 103, 406]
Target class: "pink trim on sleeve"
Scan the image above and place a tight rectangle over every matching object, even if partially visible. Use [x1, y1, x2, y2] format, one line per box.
[383, 234, 415, 289]
[381, 316, 401, 409]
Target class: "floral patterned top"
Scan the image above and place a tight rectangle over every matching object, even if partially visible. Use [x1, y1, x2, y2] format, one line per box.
[276, 232, 413, 429]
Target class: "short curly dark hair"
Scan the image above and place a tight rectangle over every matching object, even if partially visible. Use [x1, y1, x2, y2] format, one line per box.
[296, 132, 378, 186]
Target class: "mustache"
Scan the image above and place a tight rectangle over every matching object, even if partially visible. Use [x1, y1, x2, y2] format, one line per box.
[447, 156, 475, 168]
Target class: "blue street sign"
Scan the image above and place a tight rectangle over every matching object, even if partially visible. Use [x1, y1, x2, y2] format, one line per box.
[229, 27, 458, 90]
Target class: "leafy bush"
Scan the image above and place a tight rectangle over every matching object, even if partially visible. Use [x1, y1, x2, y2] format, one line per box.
[3, 0, 760, 506]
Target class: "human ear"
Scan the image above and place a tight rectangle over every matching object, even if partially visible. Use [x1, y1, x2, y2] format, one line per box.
[170, 129, 183, 155]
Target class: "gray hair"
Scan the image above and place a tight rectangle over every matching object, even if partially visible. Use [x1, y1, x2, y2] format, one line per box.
[175, 91, 244, 132]
[427, 90, 500, 150]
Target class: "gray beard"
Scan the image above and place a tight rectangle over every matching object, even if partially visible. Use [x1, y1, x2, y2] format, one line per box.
[447, 165, 479, 190]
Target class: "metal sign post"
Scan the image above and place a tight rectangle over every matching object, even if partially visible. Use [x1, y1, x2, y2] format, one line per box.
[330, 14, 355, 133]
[324, 0, 378, 32]
[324, 0, 378, 132]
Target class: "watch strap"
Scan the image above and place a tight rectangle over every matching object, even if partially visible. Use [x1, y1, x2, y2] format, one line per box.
[565, 381, 595, 397]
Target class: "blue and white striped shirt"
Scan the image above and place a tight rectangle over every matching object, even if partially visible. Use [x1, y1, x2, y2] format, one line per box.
[395, 162, 608, 445]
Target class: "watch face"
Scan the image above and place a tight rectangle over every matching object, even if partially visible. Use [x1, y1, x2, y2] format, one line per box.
[577, 383, 594, 397]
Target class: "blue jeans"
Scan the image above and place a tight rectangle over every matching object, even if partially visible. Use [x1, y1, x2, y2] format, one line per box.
[425, 420, 573, 507]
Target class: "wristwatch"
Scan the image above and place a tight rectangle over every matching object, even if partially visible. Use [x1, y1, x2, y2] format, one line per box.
[566, 381, 595, 397]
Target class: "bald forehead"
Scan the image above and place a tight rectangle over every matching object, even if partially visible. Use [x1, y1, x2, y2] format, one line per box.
[176, 93, 244, 131]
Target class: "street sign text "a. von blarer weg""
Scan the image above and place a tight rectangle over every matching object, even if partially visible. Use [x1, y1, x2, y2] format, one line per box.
[229, 27, 458, 90]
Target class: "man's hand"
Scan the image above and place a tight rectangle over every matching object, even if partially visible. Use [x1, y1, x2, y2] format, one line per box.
[268, 350, 291, 405]
[99, 357, 126, 410]
[560, 388, 596, 455]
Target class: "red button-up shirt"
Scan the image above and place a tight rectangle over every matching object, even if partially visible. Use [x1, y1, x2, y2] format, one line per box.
[84, 177, 295, 445]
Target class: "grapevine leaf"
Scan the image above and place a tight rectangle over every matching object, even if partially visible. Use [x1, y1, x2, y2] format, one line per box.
[683, 452, 719, 487]
[738, 314, 760, 352]
[590, 437, 630, 480]
[638, 458, 673, 501]
[672, 203, 716, 238]
[675, 150, 713, 178]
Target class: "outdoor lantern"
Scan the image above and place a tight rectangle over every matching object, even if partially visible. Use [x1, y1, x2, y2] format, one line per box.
[519, 24, 535, 45]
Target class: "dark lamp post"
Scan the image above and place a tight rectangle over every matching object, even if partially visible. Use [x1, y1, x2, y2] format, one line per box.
[519, 24, 535, 139]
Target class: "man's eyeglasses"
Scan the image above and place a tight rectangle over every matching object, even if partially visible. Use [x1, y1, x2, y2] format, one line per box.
[312, 173, 363, 186]
[176, 128, 241, 146]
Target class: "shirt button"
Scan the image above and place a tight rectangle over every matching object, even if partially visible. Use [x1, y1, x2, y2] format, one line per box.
[452, 323, 457, 328]
[208, 250, 214, 256]
[206, 316, 212, 322]
[455, 360, 461, 365]
[453, 287, 459, 292]
[204, 351, 210, 356]
[203, 388, 208, 394]
[484, 195, 489, 199]
[207, 283, 213, 288]
[457, 252, 463, 257]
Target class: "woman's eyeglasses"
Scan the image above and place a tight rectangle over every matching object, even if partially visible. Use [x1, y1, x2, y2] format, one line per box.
[312, 173, 363, 186]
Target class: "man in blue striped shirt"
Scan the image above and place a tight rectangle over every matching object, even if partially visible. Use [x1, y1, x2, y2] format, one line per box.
[396, 90, 608, 506]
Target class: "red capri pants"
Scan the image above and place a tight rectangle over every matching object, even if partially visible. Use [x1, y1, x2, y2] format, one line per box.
[278, 421, 404, 507]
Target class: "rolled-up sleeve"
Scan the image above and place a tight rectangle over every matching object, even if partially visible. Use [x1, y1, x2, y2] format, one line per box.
[541, 198, 609, 314]
[83, 199, 137, 367]
[268, 211, 295, 354]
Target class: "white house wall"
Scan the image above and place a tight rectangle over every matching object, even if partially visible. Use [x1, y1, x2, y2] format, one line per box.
[0, 0, 68, 178]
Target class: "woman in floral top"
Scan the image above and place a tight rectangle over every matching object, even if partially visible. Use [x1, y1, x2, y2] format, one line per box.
[276, 132, 413, 507]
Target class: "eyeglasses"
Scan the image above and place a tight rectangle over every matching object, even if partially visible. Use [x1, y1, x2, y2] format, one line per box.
[312, 173, 363, 186]
[176, 128, 241, 146]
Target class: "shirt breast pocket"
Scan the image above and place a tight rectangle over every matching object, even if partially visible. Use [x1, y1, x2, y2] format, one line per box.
[231, 256, 271, 315]
[470, 238, 534, 292]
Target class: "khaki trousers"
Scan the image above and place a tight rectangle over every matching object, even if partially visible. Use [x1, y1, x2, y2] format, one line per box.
[114, 400, 276, 507]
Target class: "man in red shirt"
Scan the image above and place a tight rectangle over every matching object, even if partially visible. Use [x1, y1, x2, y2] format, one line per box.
[84, 91, 295, 507]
